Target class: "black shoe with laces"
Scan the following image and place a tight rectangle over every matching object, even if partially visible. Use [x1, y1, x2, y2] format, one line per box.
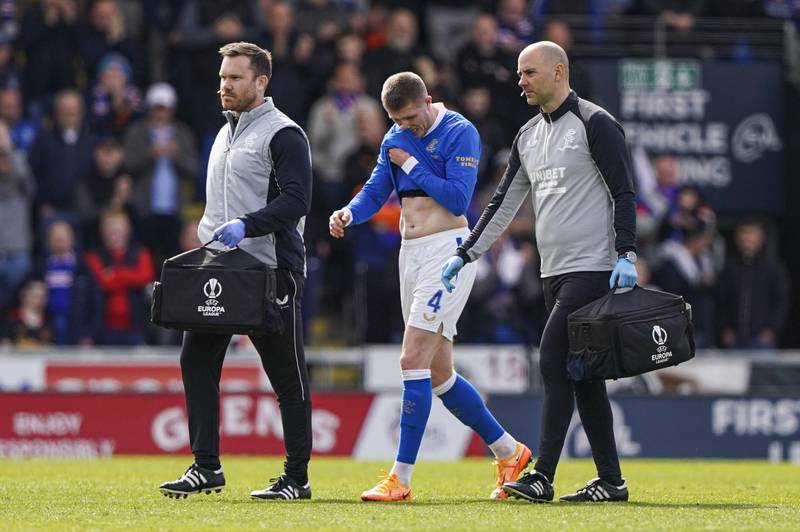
[159, 463, 225, 499]
[250, 474, 311, 500]
[502, 470, 554, 502]
[560, 477, 629, 502]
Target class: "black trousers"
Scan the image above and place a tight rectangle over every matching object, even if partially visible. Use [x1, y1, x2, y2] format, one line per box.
[534, 271, 622, 483]
[180, 269, 312, 484]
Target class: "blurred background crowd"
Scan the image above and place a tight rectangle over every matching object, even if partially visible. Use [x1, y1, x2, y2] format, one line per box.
[0, 0, 797, 350]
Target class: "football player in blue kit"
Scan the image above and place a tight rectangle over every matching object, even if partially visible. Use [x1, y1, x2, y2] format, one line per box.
[329, 72, 531, 502]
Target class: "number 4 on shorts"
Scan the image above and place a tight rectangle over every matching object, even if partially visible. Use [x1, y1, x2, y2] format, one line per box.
[427, 290, 443, 313]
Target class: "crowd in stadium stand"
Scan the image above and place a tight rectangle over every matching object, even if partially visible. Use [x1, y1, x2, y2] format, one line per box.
[0, 0, 794, 349]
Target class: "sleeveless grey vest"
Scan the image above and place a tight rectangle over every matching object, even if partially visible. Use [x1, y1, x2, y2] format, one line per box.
[198, 98, 309, 268]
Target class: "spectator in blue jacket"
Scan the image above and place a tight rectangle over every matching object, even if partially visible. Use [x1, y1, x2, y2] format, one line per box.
[40, 220, 99, 346]
[0, 86, 40, 156]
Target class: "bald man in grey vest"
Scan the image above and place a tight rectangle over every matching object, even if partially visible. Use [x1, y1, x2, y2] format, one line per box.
[443, 41, 638, 503]
[159, 42, 313, 502]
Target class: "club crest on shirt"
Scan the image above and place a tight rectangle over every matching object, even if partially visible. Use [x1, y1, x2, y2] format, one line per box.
[426, 138, 438, 153]
[557, 129, 579, 151]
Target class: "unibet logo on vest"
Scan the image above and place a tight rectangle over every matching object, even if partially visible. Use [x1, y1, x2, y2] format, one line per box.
[199, 278, 225, 317]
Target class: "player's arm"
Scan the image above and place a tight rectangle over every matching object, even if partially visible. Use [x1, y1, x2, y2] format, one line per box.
[239, 127, 312, 236]
[456, 133, 531, 264]
[586, 112, 637, 254]
[330, 143, 395, 237]
[398, 124, 479, 216]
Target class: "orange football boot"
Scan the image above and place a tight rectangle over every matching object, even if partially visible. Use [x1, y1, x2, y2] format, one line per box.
[491, 442, 533, 499]
[360, 473, 412, 502]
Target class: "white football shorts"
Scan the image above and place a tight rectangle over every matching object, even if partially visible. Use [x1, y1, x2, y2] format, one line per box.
[399, 227, 476, 341]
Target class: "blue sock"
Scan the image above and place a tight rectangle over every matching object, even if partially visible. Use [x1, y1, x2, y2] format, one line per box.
[396, 369, 432, 465]
[434, 373, 504, 445]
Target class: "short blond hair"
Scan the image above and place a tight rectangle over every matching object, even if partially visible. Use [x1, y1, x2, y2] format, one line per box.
[381, 72, 428, 111]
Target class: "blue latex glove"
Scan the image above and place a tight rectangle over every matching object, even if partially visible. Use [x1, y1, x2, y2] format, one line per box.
[213, 219, 246, 248]
[609, 257, 638, 289]
[441, 256, 465, 293]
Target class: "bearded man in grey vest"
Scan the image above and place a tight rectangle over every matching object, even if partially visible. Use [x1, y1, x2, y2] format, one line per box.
[160, 42, 313, 501]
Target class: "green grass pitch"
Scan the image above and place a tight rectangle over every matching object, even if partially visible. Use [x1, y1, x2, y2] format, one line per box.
[2, 457, 799, 531]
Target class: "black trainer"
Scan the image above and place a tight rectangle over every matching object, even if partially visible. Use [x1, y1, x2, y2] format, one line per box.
[250, 474, 311, 500]
[560, 477, 629, 502]
[502, 470, 554, 503]
[159, 463, 225, 499]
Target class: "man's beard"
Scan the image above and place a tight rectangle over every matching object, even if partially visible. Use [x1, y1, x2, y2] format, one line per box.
[224, 92, 257, 112]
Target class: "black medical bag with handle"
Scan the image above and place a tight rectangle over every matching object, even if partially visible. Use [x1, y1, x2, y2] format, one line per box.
[566, 286, 695, 381]
[151, 244, 283, 336]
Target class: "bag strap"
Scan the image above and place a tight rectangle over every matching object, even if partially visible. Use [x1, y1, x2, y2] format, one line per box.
[611, 284, 638, 295]
[202, 240, 238, 250]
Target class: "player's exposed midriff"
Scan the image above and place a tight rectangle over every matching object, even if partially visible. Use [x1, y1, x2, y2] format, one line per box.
[399, 196, 468, 240]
